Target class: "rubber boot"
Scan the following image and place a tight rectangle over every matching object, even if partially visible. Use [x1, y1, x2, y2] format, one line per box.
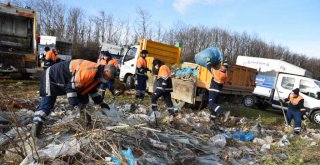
[31, 123, 43, 139]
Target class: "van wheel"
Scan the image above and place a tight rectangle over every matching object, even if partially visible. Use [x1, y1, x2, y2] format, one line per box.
[243, 95, 256, 108]
[311, 110, 320, 125]
[125, 75, 134, 89]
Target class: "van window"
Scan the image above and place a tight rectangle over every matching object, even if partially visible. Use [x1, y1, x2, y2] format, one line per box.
[123, 48, 137, 62]
[281, 77, 295, 90]
[300, 80, 317, 98]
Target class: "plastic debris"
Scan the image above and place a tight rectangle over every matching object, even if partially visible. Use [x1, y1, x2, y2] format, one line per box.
[111, 148, 135, 165]
[277, 135, 290, 147]
[232, 131, 255, 142]
[209, 134, 227, 148]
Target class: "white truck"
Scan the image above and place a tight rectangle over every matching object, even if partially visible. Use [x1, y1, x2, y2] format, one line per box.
[0, 3, 37, 77]
[236, 56, 320, 125]
[38, 35, 72, 67]
[119, 39, 181, 90]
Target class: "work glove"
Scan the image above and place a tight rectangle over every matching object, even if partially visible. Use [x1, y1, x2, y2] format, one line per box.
[100, 101, 110, 110]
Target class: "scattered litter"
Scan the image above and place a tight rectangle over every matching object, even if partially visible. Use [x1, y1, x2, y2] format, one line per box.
[273, 153, 288, 160]
[209, 134, 227, 148]
[260, 144, 271, 153]
[232, 131, 255, 142]
[111, 148, 135, 165]
[277, 135, 290, 147]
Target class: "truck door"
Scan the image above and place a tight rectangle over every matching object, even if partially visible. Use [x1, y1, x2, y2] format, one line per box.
[119, 47, 138, 81]
[274, 74, 297, 101]
[299, 79, 319, 108]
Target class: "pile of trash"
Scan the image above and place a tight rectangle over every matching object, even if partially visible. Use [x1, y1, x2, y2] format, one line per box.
[0, 99, 320, 165]
[173, 66, 199, 79]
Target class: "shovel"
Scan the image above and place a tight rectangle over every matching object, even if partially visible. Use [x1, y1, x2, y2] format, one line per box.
[275, 87, 293, 133]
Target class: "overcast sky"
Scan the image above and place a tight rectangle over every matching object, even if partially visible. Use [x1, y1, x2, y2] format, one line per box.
[64, 0, 320, 58]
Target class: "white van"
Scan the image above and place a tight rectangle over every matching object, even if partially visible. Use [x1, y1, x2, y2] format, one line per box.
[236, 56, 320, 125]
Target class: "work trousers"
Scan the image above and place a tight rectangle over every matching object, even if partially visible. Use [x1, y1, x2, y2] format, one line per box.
[151, 89, 174, 113]
[286, 108, 302, 132]
[136, 74, 147, 99]
[33, 95, 89, 124]
[208, 81, 224, 116]
[100, 79, 115, 99]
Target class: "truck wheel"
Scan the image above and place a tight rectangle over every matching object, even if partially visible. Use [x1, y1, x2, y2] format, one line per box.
[125, 75, 134, 90]
[311, 110, 320, 125]
[243, 95, 256, 108]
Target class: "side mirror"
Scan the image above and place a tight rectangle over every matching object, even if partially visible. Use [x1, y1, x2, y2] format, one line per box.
[317, 92, 320, 99]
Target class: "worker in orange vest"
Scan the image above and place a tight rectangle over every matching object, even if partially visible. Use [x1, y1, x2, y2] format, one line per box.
[98, 51, 120, 99]
[281, 88, 306, 134]
[135, 50, 150, 100]
[43, 48, 60, 70]
[152, 59, 179, 117]
[31, 59, 117, 138]
[207, 58, 230, 122]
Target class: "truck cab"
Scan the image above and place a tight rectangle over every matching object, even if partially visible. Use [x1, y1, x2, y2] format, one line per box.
[119, 39, 181, 90]
[273, 73, 320, 124]
[119, 45, 139, 89]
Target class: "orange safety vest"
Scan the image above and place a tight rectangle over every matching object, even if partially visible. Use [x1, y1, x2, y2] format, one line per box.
[136, 57, 147, 68]
[289, 93, 304, 106]
[158, 65, 171, 79]
[99, 59, 119, 68]
[45, 50, 58, 61]
[69, 60, 101, 95]
[212, 69, 228, 84]
[99, 59, 107, 65]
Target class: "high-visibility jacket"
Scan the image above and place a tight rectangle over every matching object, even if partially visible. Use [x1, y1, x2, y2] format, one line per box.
[136, 57, 147, 75]
[100, 59, 119, 68]
[45, 50, 59, 61]
[44, 50, 60, 68]
[155, 65, 173, 92]
[285, 93, 305, 111]
[212, 69, 228, 84]
[39, 60, 104, 106]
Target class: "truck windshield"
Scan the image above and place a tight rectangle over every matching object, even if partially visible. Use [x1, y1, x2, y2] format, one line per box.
[315, 81, 320, 88]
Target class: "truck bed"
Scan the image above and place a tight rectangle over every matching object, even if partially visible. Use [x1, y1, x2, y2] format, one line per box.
[171, 62, 257, 104]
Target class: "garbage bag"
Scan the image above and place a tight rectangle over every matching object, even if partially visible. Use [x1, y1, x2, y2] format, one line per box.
[195, 47, 223, 67]
[111, 147, 135, 165]
[232, 131, 255, 142]
[174, 66, 199, 77]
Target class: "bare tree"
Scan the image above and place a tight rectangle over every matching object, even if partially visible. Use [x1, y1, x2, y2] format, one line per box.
[135, 7, 152, 39]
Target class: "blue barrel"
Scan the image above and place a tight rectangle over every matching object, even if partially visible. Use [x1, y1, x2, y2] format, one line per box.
[194, 47, 223, 67]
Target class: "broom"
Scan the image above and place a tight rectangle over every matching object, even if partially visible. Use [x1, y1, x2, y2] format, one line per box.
[275, 87, 293, 133]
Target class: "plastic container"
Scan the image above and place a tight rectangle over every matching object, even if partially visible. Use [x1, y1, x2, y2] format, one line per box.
[194, 47, 223, 67]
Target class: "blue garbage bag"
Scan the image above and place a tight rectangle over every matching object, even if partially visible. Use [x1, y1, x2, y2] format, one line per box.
[232, 131, 255, 142]
[174, 66, 199, 77]
[111, 147, 135, 165]
[242, 131, 255, 141]
[195, 47, 223, 67]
